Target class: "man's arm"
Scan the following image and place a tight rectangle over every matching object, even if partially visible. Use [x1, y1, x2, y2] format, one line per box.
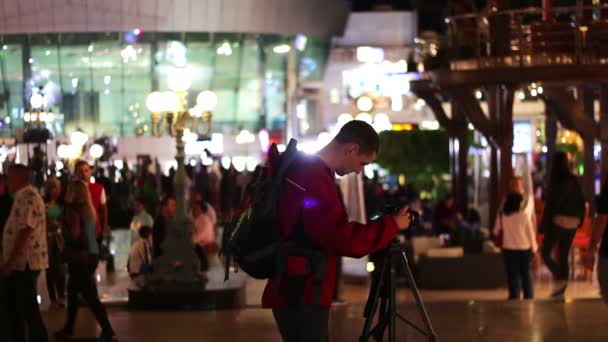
[590, 214, 607, 254]
[2, 226, 33, 274]
[295, 172, 399, 258]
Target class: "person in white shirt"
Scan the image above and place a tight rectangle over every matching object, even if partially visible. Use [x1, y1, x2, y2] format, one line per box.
[127, 226, 153, 289]
[130, 197, 154, 245]
[494, 192, 538, 300]
[1, 164, 49, 341]
[191, 201, 216, 274]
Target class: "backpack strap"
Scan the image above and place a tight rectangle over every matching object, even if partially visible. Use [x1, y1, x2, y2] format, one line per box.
[274, 210, 327, 305]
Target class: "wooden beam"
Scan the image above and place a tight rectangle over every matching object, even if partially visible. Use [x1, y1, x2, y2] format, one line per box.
[446, 87, 498, 145]
[542, 87, 599, 139]
[412, 89, 457, 135]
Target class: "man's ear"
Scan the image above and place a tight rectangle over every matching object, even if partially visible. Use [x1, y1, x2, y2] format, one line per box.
[347, 143, 360, 155]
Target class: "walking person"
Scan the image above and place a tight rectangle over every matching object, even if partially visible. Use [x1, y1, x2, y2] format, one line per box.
[54, 180, 117, 341]
[75, 160, 109, 249]
[541, 151, 586, 298]
[1, 164, 49, 341]
[584, 175, 608, 305]
[494, 192, 538, 300]
[0, 174, 13, 342]
[45, 177, 67, 307]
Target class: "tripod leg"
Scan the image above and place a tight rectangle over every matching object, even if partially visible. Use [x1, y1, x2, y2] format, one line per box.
[397, 251, 438, 342]
[388, 256, 397, 342]
[359, 255, 389, 341]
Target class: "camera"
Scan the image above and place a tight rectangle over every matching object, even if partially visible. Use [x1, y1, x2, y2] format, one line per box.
[371, 202, 420, 230]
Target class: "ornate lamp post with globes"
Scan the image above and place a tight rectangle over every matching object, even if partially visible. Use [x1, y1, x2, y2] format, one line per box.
[144, 67, 218, 288]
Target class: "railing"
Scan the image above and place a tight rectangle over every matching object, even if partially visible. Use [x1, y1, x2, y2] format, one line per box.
[442, 4, 608, 70]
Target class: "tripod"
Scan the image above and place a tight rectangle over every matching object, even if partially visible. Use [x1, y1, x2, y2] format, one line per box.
[360, 239, 438, 342]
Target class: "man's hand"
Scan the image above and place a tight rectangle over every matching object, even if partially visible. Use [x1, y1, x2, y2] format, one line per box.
[392, 206, 411, 230]
[584, 251, 596, 270]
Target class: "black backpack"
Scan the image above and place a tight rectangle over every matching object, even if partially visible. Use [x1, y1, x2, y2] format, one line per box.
[222, 139, 300, 280]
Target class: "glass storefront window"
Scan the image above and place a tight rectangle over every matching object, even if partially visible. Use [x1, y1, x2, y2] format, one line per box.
[0, 32, 330, 138]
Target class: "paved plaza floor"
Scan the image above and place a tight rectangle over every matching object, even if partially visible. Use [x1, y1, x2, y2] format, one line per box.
[35, 230, 608, 341]
[42, 298, 608, 341]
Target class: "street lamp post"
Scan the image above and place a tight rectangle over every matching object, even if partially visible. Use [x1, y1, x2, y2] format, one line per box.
[145, 67, 217, 286]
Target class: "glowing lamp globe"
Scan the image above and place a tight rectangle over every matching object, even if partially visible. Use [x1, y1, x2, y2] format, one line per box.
[168, 68, 192, 92]
[56, 144, 71, 159]
[355, 112, 373, 124]
[89, 144, 104, 159]
[356, 96, 373, 112]
[146, 92, 164, 112]
[196, 91, 218, 112]
[163, 91, 181, 112]
[70, 131, 89, 147]
[30, 93, 44, 109]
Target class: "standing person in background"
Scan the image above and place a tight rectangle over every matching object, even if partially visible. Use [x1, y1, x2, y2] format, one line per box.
[0, 174, 11, 342]
[45, 177, 67, 307]
[75, 160, 109, 249]
[584, 174, 608, 305]
[494, 192, 538, 300]
[130, 197, 154, 245]
[2, 164, 49, 341]
[55, 180, 116, 341]
[541, 152, 586, 299]
[127, 226, 153, 289]
[153, 195, 177, 258]
[191, 201, 216, 276]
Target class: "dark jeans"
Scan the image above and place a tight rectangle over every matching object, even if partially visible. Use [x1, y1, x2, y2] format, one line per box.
[272, 305, 329, 342]
[5, 267, 48, 341]
[64, 257, 113, 334]
[0, 275, 9, 342]
[503, 249, 534, 299]
[194, 245, 209, 272]
[47, 236, 66, 302]
[541, 226, 577, 281]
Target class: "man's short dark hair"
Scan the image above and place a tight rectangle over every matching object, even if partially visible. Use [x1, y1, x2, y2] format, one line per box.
[334, 120, 380, 155]
[139, 226, 152, 238]
[75, 160, 88, 170]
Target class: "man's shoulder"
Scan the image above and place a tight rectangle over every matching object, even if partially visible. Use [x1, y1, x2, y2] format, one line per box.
[286, 155, 333, 189]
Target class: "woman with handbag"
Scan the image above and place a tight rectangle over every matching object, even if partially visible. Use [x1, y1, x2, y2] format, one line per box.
[541, 152, 587, 298]
[494, 192, 538, 299]
[54, 180, 117, 342]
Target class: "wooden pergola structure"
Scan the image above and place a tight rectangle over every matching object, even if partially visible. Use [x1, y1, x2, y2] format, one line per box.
[412, 2, 608, 226]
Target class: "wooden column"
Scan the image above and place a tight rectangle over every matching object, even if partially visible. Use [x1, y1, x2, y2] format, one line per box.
[600, 84, 608, 184]
[545, 105, 558, 188]
[452, 102, 469, 212]
[542, 0, 553, 21]
[488, 86, 500, 229]
[498, 85, 515, 200]
[582, 87, 596, 212]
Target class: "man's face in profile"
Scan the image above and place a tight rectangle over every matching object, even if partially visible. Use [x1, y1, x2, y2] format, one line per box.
[336, 144, 376, 176]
